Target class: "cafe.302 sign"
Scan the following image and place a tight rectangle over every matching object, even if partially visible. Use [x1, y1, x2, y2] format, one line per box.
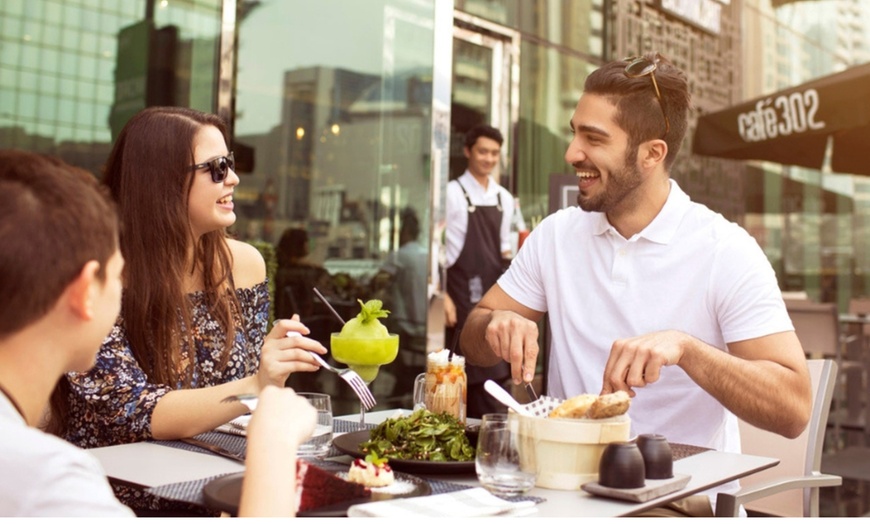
[736, 88, 826, 143]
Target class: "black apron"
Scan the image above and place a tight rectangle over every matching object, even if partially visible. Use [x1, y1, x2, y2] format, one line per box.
[446, 181, 511, 394]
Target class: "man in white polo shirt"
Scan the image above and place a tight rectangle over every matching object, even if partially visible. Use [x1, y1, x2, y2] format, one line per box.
[459, 53, 811, 516]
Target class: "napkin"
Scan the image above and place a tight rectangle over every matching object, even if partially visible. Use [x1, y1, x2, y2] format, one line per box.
[523, 395, 563, 417]
[215, 414, 250, 436]
[346, 487, 538, 518]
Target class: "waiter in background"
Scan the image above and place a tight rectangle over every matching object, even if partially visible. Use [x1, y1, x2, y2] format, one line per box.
[444, 124, 516, 418]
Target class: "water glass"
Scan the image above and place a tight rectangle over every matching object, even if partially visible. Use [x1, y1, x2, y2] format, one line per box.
[413, 373, 427, 410]
[296, 393, 333, 458]
[475, 413, 536, 496]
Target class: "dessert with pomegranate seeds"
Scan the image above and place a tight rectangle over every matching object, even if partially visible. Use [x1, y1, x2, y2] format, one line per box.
[348, 453, 394, 488]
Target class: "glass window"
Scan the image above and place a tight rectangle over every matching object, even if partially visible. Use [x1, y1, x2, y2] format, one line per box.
[42, 22, 61, 46]
[3, 0, 25, 16]
[62, 4, 83, 28]
[3, 15, 23, 39]
[18, 92, 37, 119]
[57, 97, 75, 124]
[0, 84, 15, 114]
[40, 48, 59, 73]
[44, 2, 62, 25]
[20, 45, 39, 72]
[18, 69, 38, 90]
[79, 32, 98, 58]
[22, 19, 44, 42]
[235, 0, 437, 410]
[514, 39, 591, 223]
[37, 73, 59, 96]
[0, 0, 221, 166]
[62, 28, 80, 51]
[37, 95, 57, 121]
[455, 0, 604, 56]
[0, 41, 19, 67]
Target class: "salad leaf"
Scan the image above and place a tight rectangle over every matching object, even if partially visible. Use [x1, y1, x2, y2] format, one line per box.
[359, 409, 475, 462]
[364, 450, 388, 466]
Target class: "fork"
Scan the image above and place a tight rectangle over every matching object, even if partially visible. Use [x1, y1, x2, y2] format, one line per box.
[308, 351, 377, 411]
[282, 330, 376, 411]
[524, 381, 539, 402]
[180, 437, 246, 463]
[221, 393, 258, 412]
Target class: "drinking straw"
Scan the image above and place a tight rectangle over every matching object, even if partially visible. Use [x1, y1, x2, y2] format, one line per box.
[448, 327, 461, 362]
[312, 287, 346, 325]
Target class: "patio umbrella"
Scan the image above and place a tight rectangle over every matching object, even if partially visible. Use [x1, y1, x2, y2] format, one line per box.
[692, 62, 870, 176]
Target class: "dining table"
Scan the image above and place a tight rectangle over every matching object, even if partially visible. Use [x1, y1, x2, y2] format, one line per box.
[87, 408, 779, 517]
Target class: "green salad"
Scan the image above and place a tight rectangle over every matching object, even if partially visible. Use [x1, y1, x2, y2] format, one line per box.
[359, 409, 475, 462]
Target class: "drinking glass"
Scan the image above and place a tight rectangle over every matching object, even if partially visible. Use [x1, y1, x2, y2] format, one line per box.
[475, 413, 536, 496]
[331, 333, 399, 426]
[413, 372, 427, 410]
[424, 351, 467, 424]
[296, 393, 333, 458]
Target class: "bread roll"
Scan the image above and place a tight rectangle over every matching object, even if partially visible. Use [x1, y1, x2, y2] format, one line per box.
[586, 390, 631, 419]
[548, 393, 597, 419]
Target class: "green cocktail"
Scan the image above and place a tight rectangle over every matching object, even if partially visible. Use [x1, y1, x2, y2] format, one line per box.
[330, 333, 399, 383]
[330, 299, 399, 425]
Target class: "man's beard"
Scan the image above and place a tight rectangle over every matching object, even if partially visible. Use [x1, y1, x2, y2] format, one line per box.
[576, 147, 643, 213]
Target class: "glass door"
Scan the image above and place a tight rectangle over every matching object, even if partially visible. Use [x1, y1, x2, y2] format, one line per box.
[451, 12, 519, 188]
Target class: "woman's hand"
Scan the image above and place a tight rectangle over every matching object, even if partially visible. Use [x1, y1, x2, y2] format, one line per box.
[257, 314, 328, 391]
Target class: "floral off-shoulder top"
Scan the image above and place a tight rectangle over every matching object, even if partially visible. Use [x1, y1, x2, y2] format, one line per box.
[62, 281, 270, 449]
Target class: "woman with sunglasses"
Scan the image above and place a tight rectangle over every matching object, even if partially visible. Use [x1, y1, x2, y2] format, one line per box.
[47, 106, 327, 514]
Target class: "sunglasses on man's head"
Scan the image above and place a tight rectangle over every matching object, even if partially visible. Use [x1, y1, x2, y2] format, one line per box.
[190, 152, 235, 183]
[623, 54, 670, 138]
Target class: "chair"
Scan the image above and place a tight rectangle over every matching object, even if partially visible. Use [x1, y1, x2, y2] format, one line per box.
[839, 298, 870, 442]
[817, 300, 870, 515]
[715, 359, 841, 517]
[783, 300, 842, 362]
[784, 300, 860, 447]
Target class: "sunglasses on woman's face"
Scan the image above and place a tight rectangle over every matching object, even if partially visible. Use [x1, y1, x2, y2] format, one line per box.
[190, 152, 235, 183]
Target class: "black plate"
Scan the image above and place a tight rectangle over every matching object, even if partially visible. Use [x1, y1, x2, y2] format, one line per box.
[332, 430, 476, 474]
[202, 469, 431, 517]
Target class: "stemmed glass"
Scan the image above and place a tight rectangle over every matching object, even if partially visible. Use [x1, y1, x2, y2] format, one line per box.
[330, 333, 399, 427]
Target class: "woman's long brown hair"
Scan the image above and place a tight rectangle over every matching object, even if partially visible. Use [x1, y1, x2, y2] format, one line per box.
[103, 106, 241, 386]
[47, 108, 243, 436]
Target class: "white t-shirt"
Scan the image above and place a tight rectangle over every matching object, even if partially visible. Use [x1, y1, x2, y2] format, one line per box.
[445, 171, 515, 267]
[498, 180, 793, 454]
[0, 393, 134, 517]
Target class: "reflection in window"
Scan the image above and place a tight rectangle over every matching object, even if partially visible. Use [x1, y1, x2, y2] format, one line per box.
[0, 0, 223, 174]
[234, 0, 437, 412]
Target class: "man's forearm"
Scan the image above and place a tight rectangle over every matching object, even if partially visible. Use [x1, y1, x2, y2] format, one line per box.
[459, 306, 502, 366]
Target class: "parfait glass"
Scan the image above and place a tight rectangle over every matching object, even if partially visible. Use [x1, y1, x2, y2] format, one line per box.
[330, 333, 399, 427]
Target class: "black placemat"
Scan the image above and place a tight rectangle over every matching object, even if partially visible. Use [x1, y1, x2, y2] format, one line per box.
[671, 443, 712, 461]
[146, 459, 545, 510]
[156, 418, 377, 460]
